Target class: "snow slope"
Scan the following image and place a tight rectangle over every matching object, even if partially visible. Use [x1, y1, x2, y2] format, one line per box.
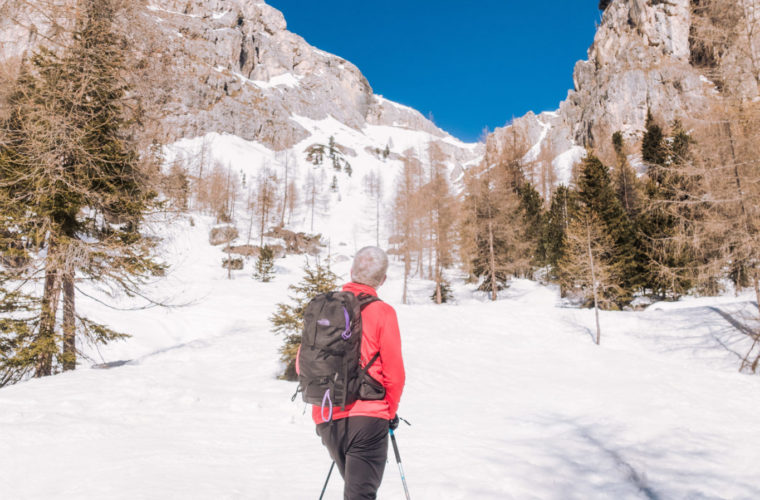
[162, 111, 480, 250]
[1, 216, 760, 499]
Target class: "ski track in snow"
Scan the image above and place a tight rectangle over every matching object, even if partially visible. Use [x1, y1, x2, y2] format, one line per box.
[2, 224, 760, 498]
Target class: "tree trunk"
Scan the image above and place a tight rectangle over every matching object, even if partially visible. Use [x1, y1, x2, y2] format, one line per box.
[246, 188, 254, 245]
[746, 269, 760, 372]
[62, 268, 76, 371]
[587, 223, 601, 345]
[488, 220, 497, 301]
[36, 265, 61, 377]
[310, 188, 315, 233]
[259, 199, 266, 248]
[280, 157, 288, 227]
[402, 248, 409, 305]
[435, 261, 442, 305]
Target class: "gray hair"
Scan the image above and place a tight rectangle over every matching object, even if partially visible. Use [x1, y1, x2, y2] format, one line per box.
[351, 246, 389, 288]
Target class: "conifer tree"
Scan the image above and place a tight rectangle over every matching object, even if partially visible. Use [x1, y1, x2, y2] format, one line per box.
[253, 245, 276, 282]
[329, 136, 340, 171]
[461, 156, 528, 299]
[0, 0, 163, 383]
[642, 110, 668, 179]
[517, 182, 545, 277]
[685, 101, 760, 371]
[559, 209, 622, 342]
[459, 129, 535, 299]
[392, 150, 423, 304]
[611, 131, 642, 217]
[272, 259, 339, 380]
[540, 185, 574, 282]
[253, 166, 278, 246]
[429, 279, 453, 304]
[639, 119, 701, 298]
[574, 154, 640, 305]
[426, 141, 457, 304]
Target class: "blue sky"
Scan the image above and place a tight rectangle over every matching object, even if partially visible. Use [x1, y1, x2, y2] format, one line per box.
[266, 1, 603, 142]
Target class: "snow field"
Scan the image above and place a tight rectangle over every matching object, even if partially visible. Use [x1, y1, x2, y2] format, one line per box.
[1, 216, 760, 499]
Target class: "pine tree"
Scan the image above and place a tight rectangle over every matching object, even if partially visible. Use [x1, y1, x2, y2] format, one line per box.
[272, 259, 339, 380]
[0, 0, 163, 383]
[540, 185, 574, 282]
[329, 136, 340, 171]
[575, 154, 640, 305]
[611, 131, 642, 217]
[429, 278, 454, 303]
[253, 245, 276, 282]
[517, 182, 545, 277]
[642, 110, 668, 181]
[639, 119, 700, 298]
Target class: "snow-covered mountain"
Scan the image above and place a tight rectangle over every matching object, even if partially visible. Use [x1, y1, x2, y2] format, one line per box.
[1, 0, 482, 249]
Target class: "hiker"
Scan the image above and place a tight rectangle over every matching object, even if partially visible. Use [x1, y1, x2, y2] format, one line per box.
[298, 246, 405, 500]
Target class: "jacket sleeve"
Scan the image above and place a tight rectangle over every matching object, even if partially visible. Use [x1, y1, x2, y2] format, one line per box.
[380, 306, 405, 418]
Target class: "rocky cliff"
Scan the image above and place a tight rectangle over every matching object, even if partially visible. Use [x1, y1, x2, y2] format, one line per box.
[0, 0, 471, 154]
[488, 0, 759, 197]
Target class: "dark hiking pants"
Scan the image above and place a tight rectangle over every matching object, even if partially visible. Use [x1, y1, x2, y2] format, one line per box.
[316, 416, 389, 500]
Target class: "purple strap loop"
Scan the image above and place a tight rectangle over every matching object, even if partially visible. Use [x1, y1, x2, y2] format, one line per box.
[321, 389, 333, 422]
[341, 306, 351, 340]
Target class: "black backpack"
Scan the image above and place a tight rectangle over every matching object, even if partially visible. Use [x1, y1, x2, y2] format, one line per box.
[294, 291, 386, 420]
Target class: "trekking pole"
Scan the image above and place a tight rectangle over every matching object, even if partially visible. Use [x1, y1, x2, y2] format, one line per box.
[389, 429, 412, 500]
[319, 461, 335, 500]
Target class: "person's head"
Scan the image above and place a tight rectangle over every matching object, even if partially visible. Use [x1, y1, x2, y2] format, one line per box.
[350, 246, 388, 289]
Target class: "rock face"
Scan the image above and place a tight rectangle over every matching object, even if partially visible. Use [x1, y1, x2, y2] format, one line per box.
[569, 0, 702, 146]
[488, 0, 759, 197]
[0, 0, 463, 153]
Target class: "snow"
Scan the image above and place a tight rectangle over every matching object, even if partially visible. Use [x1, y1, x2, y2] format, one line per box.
[552, 145, 587, 186]
[2, 69, 759, 498]
[250, 73, 303, 90]
[523, 118, 550, 163]
[1, 213, 760, 499]
[146, 4, 201, 18]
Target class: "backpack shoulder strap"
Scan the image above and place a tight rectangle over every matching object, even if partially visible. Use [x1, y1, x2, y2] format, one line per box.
[356, 292, 382, 373]
[357, 292, 382, 310]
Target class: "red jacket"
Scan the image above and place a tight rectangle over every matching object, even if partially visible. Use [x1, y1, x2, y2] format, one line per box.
[298, 282, 405, 424]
